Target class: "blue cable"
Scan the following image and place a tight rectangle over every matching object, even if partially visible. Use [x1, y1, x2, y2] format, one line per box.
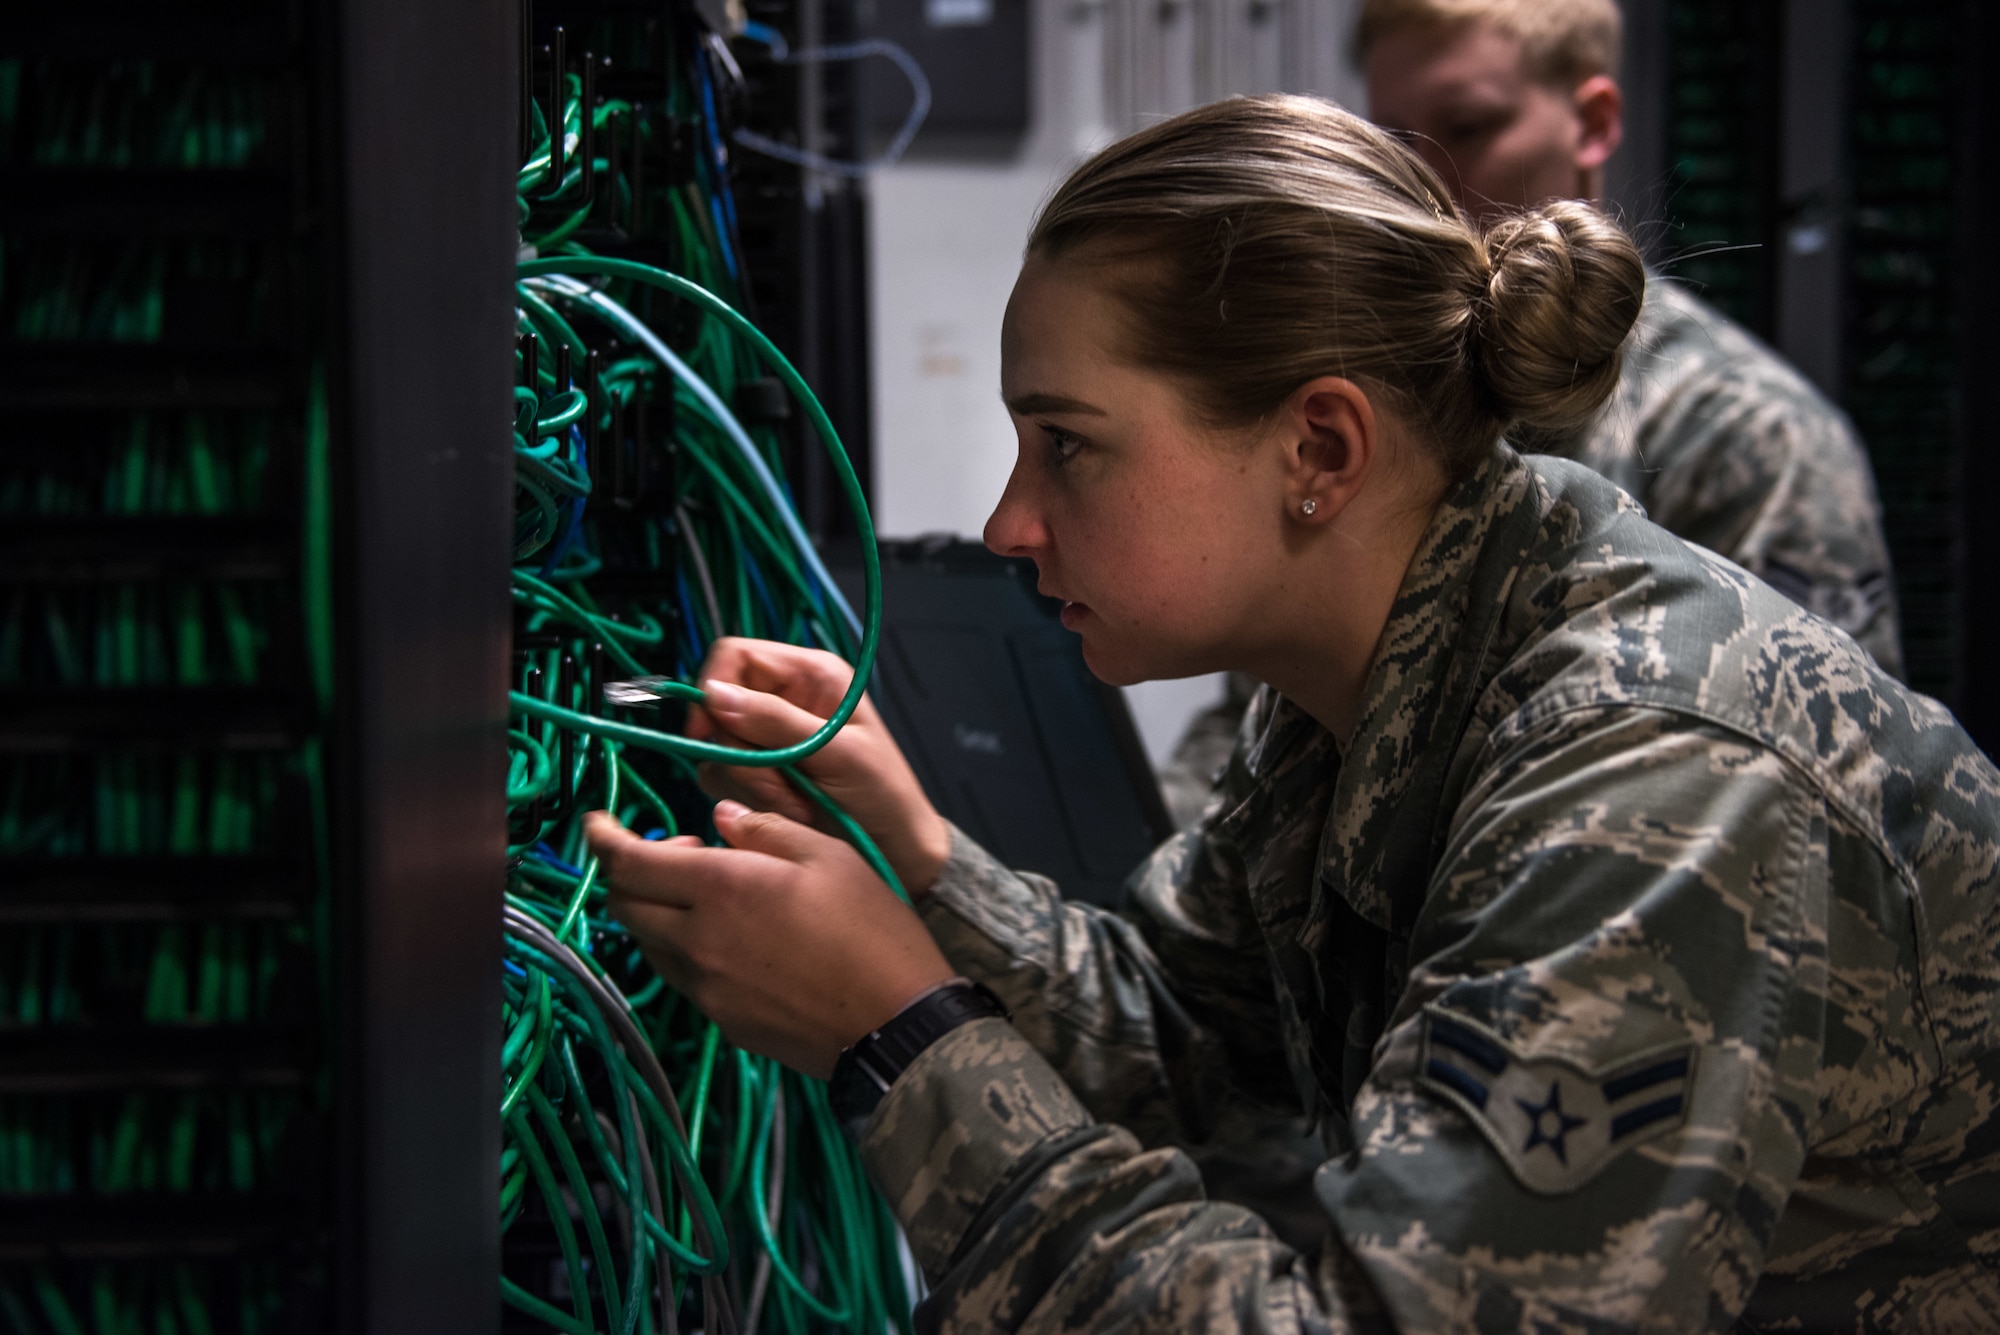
[676, 566, 706, 664]
[529, 276, 864, 645]
[532, 843, 585, 878]
[695, 60, 741, 281]
[537, 426, 590, 577]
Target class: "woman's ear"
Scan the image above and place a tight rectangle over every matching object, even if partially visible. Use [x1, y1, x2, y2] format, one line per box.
[1285, 377, 1377, 525]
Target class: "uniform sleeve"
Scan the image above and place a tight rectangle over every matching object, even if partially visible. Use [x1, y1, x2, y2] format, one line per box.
[915, 728, 1304, 1146]
[1634, 362, 1905, 678]
[862, 706, 1833, 1334]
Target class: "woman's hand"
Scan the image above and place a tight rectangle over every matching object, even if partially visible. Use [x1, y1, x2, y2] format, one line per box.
[586, 804, 953, 1079]
[688, 637, 952, 899]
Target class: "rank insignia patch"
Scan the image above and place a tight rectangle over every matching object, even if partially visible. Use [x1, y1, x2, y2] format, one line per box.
[1416, 1007, 1696, 1195]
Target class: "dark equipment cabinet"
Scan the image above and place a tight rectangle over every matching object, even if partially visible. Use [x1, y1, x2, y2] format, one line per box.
[838, 541, 1173, 910]
[2, 0, 878, 1328]
[0, 1, 515, 1331]
[853, 0, 1032, 159]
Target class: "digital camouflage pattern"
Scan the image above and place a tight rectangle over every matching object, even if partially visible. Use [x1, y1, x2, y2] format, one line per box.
[1156, 671, 1260, 828]
[857, 442, 2000, 1333]
[1157, 275, 1906, 828]
[1516, 274, 1903, 678]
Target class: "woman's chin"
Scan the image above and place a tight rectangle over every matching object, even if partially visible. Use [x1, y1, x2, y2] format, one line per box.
[1075, 633, 1167, 688]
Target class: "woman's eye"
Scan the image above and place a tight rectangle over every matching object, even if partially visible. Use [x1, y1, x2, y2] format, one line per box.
[1043, 425, 1084, 464]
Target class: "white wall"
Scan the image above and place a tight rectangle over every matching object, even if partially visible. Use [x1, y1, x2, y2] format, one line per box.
[869, 0, 1115, 542]
[867, 0, 1365, 764]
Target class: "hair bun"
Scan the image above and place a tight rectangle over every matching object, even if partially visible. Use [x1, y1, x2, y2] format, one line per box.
[1474, 200, 1646, 432]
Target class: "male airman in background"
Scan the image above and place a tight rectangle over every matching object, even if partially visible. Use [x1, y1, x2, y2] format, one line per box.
[1158, 0, 1904, 826]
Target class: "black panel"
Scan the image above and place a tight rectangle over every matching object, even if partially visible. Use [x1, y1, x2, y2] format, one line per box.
[1844, 0, 1964, 704]
[840, 540, 1171, 908]
[855, 0, 1031, 158]
[1954, 0, 1999, 752]
[1662, 0, 1783, 336]
[735, 0, 877, 545]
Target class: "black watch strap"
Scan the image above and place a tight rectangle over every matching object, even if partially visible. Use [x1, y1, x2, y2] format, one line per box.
[830, 978, 1010, 1135]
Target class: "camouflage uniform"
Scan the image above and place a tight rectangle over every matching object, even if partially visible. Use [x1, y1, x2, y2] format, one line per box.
[1520, 275, 1903, 678]
[1157, 275, 1906, 827]
[859, 443, 2000, 1332]
[1157, 671, 1262, 829]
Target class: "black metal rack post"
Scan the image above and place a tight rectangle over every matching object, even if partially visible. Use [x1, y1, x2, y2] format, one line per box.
[330, 0, 516, 1329]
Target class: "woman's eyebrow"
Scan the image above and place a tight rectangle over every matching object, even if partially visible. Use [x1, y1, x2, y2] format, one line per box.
[1004, 392, 1108, 417]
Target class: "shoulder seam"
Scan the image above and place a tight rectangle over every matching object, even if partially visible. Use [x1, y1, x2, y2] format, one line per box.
[1471, 695, 1913, 893]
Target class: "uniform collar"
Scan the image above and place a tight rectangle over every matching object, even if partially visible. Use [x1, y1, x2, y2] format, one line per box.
[1299, 441, 1545, 943]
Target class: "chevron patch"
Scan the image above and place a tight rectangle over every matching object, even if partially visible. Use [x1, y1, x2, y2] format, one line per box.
[1417, 1007, 1696, 1195]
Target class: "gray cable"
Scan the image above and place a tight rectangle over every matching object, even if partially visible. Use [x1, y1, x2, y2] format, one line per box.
[730, 32, 932, 179]
[502, 905, 737, 1333]
[677, 504, 728, 637]
[743, 1078, 786, 1334]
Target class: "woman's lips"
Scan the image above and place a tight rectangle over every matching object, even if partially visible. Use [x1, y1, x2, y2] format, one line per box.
[1058, 600, 1089, 630]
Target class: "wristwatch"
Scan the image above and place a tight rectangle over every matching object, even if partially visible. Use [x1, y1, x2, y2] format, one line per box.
[829, 978, 1010, 1136]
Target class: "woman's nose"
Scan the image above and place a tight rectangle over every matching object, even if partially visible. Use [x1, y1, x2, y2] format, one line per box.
[983, 460, 1047, 559]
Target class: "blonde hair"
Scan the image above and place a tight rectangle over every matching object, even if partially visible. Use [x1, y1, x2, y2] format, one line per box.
[1027, 95, 1644, 480]
[1354, 0, 1622, 86]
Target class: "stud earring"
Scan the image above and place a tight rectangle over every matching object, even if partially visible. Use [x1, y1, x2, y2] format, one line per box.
[1301, 499, 1318, 516]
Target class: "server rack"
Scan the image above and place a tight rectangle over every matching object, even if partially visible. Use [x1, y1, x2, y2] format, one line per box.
[1656, 0, 1783, 335]
[1957, 0, 2000, 752]
[1641, 0, 1998, 746]
[1841, 1, 1962, 707]
[0, 2, 514, 1331]
[4, 0, 894, 1320]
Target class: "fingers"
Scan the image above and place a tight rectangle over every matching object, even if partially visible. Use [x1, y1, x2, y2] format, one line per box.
[695, 763, 817, 825]
[587, 803, 845, 906]
[582, 810, 654, 884]
[585, 810, 755, 908]
[611, 903, 696, 988]
[710, 799, 846, 866]
[700, 637, 854, 719]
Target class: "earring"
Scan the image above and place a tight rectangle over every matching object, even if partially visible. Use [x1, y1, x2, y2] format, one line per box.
[1301, 499, 1318, 516]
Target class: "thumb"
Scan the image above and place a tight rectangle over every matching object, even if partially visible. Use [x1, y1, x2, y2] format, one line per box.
[711, 798, 842, 865]
[583, 809, 645, 874]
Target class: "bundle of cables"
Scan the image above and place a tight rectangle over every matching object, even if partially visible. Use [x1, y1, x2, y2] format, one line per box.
[498, 27, 914, 1335]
